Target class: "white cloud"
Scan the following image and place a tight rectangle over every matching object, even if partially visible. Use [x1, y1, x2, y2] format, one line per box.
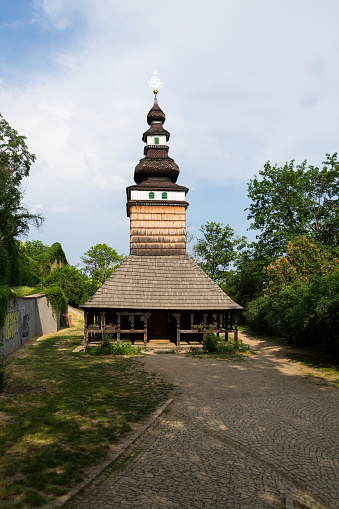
[34, 0, 83, 30]
[2, 0, 339, 261]
[30, 203, 43, 214]
[49, 205, 71, 214]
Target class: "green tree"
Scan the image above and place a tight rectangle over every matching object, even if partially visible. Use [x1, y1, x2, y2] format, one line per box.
[81, 244, 125, 284]
[264, 236, 339, 296]
[0, 113, 43, 285]
[37, 265, 101, 308]
[244, 237, 339, 346]
[23, 240, 49, 259]
[222, 249, 271, 307]
[193, 222, 247, 283]
[247, 153, 339, 257]
[18, 241, 68, 284]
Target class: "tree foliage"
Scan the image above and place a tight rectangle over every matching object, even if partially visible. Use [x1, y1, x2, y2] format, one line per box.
[36, 265, 101, 308]
[193, 222, 247, 283]
[21, 241, 68, 282]
[23, 240, 49, 259]
[244, 236, 339, 346]
[247, 153, 339, 257]
[39, 285, 68, 317]
[0, 113, 43, 285]
[245, 273, 339, 347]
[264, 236, 339, 296]
[221, 249, 271, 307]
[81, 243, 125, 284]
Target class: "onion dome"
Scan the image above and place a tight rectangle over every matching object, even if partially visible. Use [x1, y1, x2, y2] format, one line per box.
[134, 95, 180, 184]
[134, 157, 179, 184]
[147, 100, 166, 125]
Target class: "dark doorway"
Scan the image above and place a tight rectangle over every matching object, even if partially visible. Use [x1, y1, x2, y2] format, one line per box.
[149, 311, 168, 339]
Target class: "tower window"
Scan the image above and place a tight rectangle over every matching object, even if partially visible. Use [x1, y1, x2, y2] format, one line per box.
[149, 191, 155, 199]
[154, 137, 159, 145]
[162, 192, 167, 199]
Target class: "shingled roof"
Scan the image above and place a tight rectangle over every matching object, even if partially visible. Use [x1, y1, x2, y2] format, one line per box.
[82, 254, 242, 311]
[127, 179, 188, 191]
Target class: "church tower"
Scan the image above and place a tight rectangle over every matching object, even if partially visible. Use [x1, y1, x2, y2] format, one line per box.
[81, 71, 241, 348]
[127, 71, 188, 255]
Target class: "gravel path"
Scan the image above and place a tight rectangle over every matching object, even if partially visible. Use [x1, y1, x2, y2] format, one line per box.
[66, 333, 339, 509]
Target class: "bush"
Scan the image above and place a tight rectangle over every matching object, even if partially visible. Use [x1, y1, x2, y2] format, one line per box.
[244, 272, 339, 347]
[203, 331, 245, 353]
[34, 285, 68, 318]
[244, 296, 275, 335]
[87, 337, 140, 356]
[203, 331, 219, 352]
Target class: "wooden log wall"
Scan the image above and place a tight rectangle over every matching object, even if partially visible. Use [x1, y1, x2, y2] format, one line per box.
[130, 204, 187, 255]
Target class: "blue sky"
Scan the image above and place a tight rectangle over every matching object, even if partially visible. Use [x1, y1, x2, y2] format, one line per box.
[1, 0, 339, 264]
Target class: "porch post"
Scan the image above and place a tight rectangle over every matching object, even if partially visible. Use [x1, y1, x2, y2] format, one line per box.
[130, 313, 135, 331]
[143, 313, 151, 348]
[100, 311, 106, 337]
[234, 312, 238, 342]
[172, 313, 181, 348]
[203, 313, 208, 340]
[219, 313, 223, 339]
[117, 312, 121, 341]
[144, 317, 147, 347]
[190, 313, 194, 331]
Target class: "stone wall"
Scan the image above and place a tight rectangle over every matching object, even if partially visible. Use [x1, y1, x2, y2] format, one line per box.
[0, 294, 60, 357]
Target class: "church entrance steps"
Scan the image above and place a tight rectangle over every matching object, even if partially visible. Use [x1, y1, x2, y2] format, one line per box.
[148, 339, 171, 344]
[81, 340, 205, 352]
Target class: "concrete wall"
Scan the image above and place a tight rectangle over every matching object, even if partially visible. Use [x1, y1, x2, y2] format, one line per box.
[0, 294, 60, 358]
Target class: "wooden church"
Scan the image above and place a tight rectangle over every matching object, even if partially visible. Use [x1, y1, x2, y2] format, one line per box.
[81, 72, 242, 348]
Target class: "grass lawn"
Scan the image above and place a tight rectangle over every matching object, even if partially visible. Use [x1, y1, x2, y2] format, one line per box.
[0, 314, 174, 508]
[9, 287, 35, 297]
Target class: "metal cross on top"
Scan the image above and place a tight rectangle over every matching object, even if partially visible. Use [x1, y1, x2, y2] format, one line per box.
[148, 70, 163, 95]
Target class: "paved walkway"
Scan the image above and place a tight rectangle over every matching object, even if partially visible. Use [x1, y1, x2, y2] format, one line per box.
[66, 334, 339, 509]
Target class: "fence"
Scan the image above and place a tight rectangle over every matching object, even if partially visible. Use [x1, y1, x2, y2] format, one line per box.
[0, 294, 60, 357]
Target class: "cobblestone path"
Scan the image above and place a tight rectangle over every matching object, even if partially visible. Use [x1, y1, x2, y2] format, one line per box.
[66, 334, 339, 509]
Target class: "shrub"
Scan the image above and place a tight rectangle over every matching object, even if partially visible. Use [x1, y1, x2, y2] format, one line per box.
[245, 272, 339, 347]
[203, 331, 219, 352]
[87, 337, 140, 356]
[244, 296, 275, 335]
[111, 339, 139, 355]
[35, 285, 68, 318]
[203, 331, 244, 353]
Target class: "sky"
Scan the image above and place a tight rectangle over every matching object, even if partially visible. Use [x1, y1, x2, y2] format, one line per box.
[1, 0, 339, 265]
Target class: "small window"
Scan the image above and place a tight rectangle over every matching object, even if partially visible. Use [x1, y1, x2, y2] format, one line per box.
[154, 137, 159, 145]
[149, 191, 155, 199]
[162, 192, 167, 199]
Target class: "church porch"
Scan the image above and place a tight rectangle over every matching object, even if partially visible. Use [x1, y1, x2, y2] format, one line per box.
[83, 308, 239, 348]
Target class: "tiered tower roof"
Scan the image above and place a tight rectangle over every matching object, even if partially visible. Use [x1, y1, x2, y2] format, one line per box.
[134, 91, 179, 184]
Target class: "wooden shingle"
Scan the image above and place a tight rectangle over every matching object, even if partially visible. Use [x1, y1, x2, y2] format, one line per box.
[82, 254, 242, 311]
